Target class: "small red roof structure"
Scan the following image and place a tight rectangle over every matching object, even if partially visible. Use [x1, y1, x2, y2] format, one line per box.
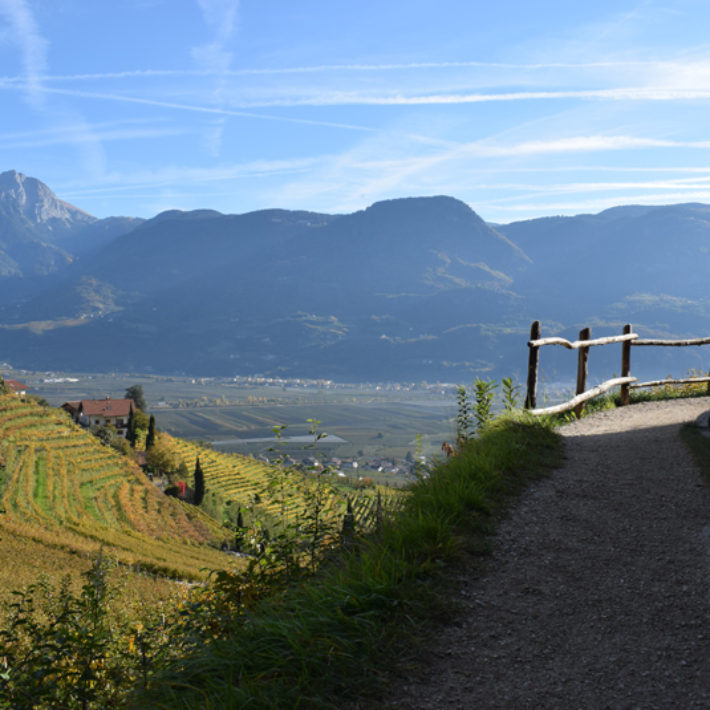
[5, 379, 28, 395]
[79, 397, 134, 418]
[61, 401, 81, 416]
[61, 396, 135, 438]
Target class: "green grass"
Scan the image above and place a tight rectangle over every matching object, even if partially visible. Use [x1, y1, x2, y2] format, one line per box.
[137, 413, 562, 709]
[540, 379, 710, 426]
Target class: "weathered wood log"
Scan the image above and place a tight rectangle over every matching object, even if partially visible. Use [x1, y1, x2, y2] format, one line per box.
[528, 333, 638, 349]
[630, 377, 710, 389]
[620, 324, 632, 406]
[529, 377, 637, 416]
[632, 337, 710, 347]
[574, 327, 591, 419]
[525, 320, 541, 410]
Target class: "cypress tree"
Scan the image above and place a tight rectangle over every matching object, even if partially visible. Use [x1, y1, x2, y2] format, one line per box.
[126, 408, 136, 447]
[145, 415, 156, 450]
[193, 456, 205, 506]
[233, 509, 244, 551]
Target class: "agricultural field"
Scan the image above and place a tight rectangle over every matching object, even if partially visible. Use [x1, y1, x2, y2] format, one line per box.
[156, 400, 456, 463]
[0, 393, 234, 592]
[17, 369, 459, 463]
[0, 389, 408, 604]
[161, 433, 406, 534]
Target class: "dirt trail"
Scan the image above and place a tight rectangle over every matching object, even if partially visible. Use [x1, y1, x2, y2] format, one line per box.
[387, 398, 710, 709]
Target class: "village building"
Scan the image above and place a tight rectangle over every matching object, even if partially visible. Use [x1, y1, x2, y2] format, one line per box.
[4, 379, 28, 395]
[61, 397, 135, 437]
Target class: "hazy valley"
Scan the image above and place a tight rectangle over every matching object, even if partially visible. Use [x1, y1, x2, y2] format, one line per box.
[4, 169, 710, 391]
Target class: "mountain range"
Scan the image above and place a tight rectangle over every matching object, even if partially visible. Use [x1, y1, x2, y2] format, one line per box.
[1, 169, 710, 384]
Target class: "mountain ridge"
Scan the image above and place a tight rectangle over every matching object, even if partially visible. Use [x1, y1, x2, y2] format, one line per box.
[2, 170, 710, 383]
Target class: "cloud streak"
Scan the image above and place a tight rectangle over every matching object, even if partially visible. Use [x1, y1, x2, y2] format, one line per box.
[191, 0, 240, 155]
[225, 87, 710, 108]
[0, 0, 48, 108]
[0, 58, 706, 82]
[2, 83, 376, 132]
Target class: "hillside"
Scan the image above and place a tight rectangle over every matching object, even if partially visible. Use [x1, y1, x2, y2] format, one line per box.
[3, 171, 710, 382]
[0, 390, 404, 603]
[0, 393, 231, 583]
[162, 433, 404, 533]
[0, 190, 530, 380]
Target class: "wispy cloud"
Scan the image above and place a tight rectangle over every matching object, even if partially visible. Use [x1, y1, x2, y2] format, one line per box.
[0, 0, 48, 108]
[461, 135, 710, 157]
[223, 87, 710, 108]
[272, 128, 710, 215]
[488, 191, 710, 215]
[191, 0, 240, 155]
[58, 157, 324, 196]
[2, 84, 376, 132]
[1, 58, 707, 82]
[0, 124, 186, 150]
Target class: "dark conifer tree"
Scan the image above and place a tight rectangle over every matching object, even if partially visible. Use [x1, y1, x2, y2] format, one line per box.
[145, 415, 156, 450]
[126, 408, 136, 447]
[193, 456, 205, 506]
[233, 509, 245, 551]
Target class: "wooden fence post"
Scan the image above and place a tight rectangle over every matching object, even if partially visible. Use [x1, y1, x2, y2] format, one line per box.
[574, 327, 591, 419]
[525, 320, 541, 409]
[620, 323, 632, 406]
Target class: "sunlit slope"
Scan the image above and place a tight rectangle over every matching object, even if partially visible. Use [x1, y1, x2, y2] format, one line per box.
[0, 394, 232, 580]
[164, 434, 406, 531]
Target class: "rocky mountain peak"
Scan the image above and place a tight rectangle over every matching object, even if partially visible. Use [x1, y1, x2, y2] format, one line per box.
[0, 169, 95, 232]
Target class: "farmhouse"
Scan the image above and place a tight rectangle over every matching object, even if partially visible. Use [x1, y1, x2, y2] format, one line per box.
[62, 396, 135, 437]
[4, 379, 28, 395]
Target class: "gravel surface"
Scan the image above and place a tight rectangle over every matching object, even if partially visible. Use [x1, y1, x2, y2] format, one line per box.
[387, 398, 710, 709]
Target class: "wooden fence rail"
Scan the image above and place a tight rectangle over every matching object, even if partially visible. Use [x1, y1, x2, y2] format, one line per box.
[525, 320, 710, 417]
[529, 377, 637, 416]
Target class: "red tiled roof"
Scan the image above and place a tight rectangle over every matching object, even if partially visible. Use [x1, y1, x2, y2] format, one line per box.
[79, 397, 134, 418]
[61, 401, 81, 413]
[5, 379, 27, 393]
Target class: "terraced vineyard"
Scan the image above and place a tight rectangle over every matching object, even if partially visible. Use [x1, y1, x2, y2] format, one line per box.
[163, 434, 406, 532]
[0, 394, 233, 583]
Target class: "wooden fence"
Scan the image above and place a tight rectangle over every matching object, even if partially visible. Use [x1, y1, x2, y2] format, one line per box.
[525, 320, 710, 417]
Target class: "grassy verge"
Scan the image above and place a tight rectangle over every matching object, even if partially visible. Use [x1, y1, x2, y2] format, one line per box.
[138, 413, 562, 709]
[543, 382, 710, 427]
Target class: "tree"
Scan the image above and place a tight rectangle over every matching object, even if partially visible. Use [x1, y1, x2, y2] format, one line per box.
[145, 415, 156, 450]
[145, 438, 178, 476]
[132, 410, 150, 449]
[193, 457, 205, 506]
[124, 384, 146, 411]
[94, 423, 117, 446]
[126, 408, 136, 447]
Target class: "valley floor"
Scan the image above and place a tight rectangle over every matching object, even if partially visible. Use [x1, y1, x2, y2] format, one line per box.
[387, 398, 710, 708]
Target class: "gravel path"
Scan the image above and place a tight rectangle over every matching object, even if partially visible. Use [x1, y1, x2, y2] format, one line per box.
[387, 398, 710, 709]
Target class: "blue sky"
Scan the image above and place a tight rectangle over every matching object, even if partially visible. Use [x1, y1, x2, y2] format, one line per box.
[2, 0, 710, 222]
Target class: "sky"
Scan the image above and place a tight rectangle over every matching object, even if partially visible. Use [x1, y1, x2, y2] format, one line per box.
[3, 0, 710, 223]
